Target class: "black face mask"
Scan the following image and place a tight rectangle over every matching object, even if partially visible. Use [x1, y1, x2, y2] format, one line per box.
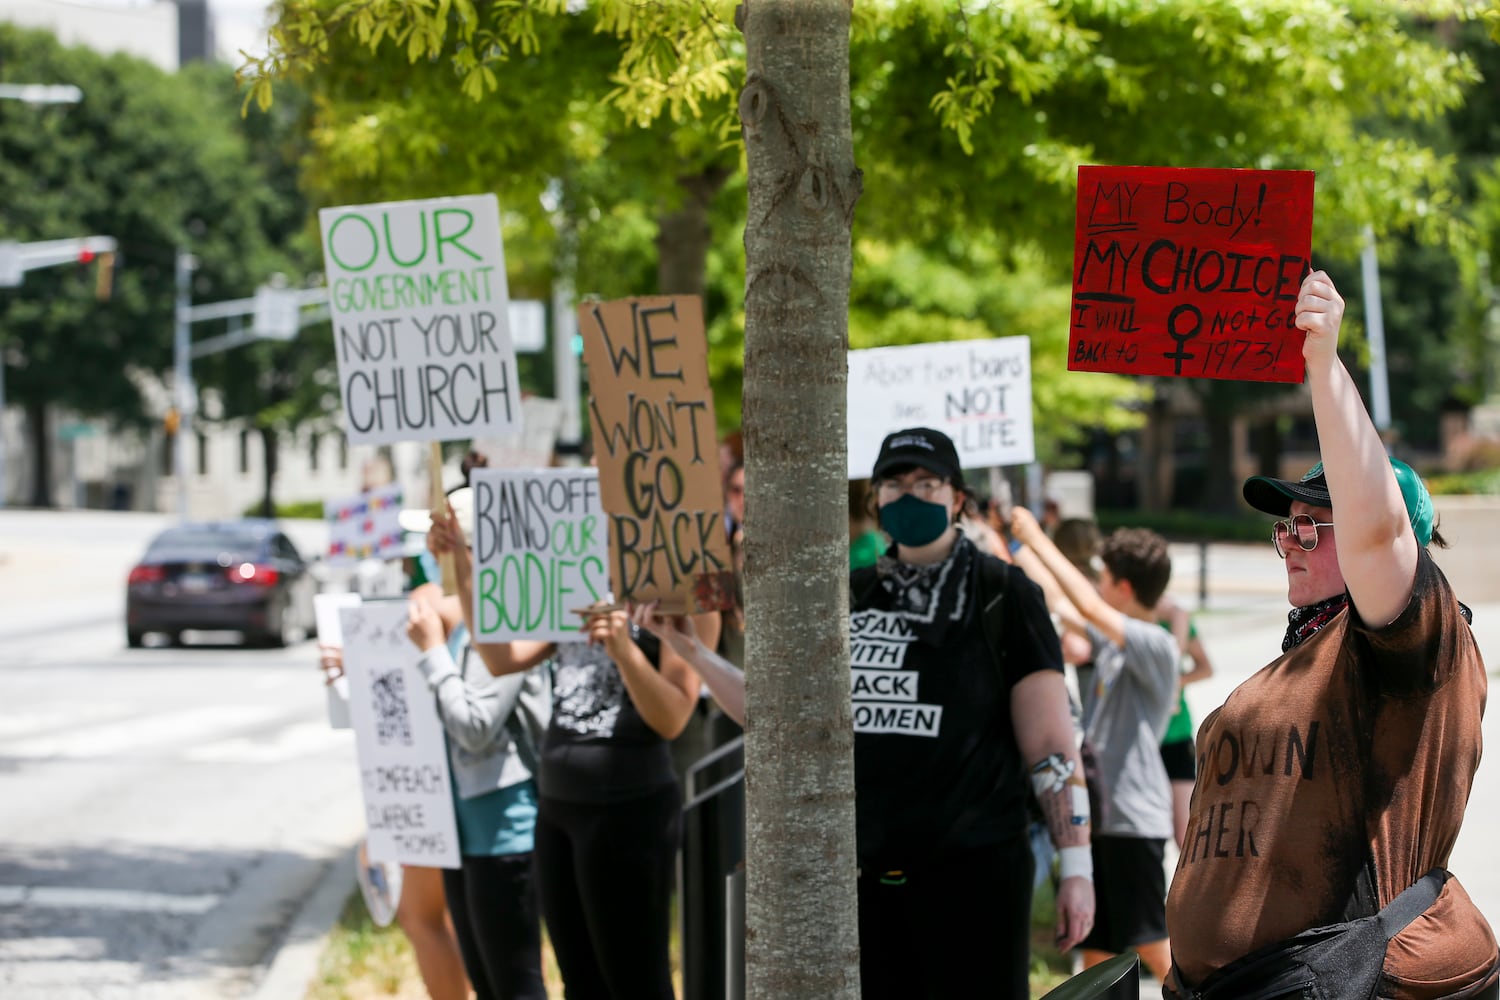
[879, 494, 950, 548]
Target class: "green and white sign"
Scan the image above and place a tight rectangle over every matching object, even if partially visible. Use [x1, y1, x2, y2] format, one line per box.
[319, 194, 521, 446]
[470, 467, 610, 643]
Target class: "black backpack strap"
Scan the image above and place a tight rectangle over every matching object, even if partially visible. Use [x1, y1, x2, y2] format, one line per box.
[1377, 868, 1448, 942]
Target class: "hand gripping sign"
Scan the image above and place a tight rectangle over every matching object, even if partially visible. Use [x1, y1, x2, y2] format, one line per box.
[469, 467, 611, 642]
[578, 296, 735, 615]
[320, 194, 522, 445]
[1069, 165, 1314, 384]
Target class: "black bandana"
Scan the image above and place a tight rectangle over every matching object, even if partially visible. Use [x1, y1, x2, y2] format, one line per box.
[874, 533, 975, 647]
[1282, 594, 1349, 652]
[1281, 591, 1476, 653]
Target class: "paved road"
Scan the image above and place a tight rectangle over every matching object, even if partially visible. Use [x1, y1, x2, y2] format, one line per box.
[0, 511, 361, 999]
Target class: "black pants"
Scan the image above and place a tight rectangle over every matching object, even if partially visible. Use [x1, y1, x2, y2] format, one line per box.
[441, 853, 546, 1000]
[535, 783, 681, 1000]
[858, 836, 1035, 1000]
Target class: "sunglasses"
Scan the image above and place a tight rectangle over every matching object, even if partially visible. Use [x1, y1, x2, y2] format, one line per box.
[1272, 513, 1335, 559]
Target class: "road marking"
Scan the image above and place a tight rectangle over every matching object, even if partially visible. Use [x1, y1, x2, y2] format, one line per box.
[0, 885, 220, 914]
[184, 721, 352, 763]
[0, 705, 284, 760]
[0, 704, 128, 739]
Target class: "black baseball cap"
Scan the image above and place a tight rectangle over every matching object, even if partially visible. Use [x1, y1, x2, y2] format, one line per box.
[872, 427, 964, 485]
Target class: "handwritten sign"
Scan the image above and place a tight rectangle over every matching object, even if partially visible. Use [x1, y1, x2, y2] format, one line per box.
[1069, 165, 1314, 383]
[847, 337, 1035, 478]
[320, 194, 521, 445]
[326, 485, 404, 564]
[578, 296, 734, 613]
[341, 601, 460, 869]
[470, 468, 610, 642]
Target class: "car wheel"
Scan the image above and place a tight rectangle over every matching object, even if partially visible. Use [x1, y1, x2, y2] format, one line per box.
[127, 629, 145, 649]
[259, 599, 292, 649]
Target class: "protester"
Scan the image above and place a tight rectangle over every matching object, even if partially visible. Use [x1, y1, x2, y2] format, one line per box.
[1008, 510, 1178, 982]
[427, 501, 719, 1000]
[849, 477, 884, 569]
[851, 427, 1092, 999]
[403, 487, 550, 1000]
[1152, 593, 1213, 849]
[1164, 271, 1498, 1000]
[638, 429, 1094, 999]
[318, 646, 470, 1000]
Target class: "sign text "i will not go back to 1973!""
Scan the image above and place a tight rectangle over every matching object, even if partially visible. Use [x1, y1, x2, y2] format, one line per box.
[1069, 165, 1314, 384]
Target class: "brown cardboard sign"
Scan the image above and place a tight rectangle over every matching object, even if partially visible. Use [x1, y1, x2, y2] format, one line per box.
[579, 296, 734, 613]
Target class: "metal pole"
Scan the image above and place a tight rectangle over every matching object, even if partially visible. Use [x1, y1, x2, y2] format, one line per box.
[1360, 226, 1392, 437]
[0, 340, 7, 509]
[553, 275, 582, 463]
[174, 249, 194, 519]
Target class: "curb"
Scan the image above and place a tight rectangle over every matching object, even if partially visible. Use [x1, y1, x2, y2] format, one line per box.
[250, 844, 358, 1000]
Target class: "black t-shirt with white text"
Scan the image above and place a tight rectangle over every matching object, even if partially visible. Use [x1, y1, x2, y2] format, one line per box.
[850, 537, 1063, 867]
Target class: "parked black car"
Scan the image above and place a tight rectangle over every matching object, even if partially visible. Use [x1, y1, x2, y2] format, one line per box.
[125, 520, 317, 648]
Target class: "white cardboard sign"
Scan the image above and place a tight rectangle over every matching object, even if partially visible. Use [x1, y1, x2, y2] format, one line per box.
[469, 467, 610, 643]
[340, 601, 461, 869]
[847, 337, 1035, 478]
[320, 194, 521, 446]
[325, 484, 404, 564]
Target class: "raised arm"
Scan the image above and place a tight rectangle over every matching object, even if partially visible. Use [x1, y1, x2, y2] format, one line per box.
[631, 602, 746, 726]
[1010, 541, 1087, 638]
[406, 599, 529, 753]
[428, 504, 553, 676]
[1299, 271, 1418, 627]
[591, 609, 716, 740]
[1012, 506, 1126, 647]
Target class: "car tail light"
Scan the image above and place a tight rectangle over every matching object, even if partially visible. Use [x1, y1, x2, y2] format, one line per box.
[128, 564, 165, 586]
[229, 563, 279, 586]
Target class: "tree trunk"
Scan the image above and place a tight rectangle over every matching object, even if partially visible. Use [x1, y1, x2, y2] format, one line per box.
[657, 167, 732, 296]
[259, 426, 278, 518]
[1203, 402, 1240, 513]
[1138, 386, 1175, 512]
[26, 401, 52, 509]
[739, 2, 862, 997]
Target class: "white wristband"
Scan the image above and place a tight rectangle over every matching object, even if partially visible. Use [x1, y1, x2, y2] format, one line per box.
[1058, 845, 1093, 882]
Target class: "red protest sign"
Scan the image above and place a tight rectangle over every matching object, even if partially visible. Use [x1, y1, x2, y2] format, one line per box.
[1069, 165, 1314, 383]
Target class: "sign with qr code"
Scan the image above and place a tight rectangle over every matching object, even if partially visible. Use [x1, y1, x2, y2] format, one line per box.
[340, 601, 461, 869]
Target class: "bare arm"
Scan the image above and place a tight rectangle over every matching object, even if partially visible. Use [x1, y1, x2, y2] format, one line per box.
[1300, 270, 1418, 627]
[428, 504, 552, 676]
[1012, 506, 1125, 646]
[1011, 670, 1094, 950]
[1011, 542, 1088, 637]
[631, 602, 745, 726]
[593, 610, 716, 740]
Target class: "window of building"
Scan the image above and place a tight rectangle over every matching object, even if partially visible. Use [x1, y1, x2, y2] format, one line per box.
[197, 432, 209, 476]
[239, 430, 250, 475]
[309, 432, 321, 472]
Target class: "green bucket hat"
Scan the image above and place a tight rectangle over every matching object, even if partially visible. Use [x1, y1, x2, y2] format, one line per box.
[1243, 458, 1434, 547]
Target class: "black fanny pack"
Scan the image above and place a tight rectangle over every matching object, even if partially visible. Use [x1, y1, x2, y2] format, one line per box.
[1166, 869, 1448, 1000]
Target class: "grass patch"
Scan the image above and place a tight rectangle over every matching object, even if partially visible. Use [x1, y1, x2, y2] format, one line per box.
[306, 891, 425, 1000]
[1098, 507, 1267, 543]
[311, 877, 1073, 998]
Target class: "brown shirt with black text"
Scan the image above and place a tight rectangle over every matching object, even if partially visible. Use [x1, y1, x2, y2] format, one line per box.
[1166, 553, 1497, 999]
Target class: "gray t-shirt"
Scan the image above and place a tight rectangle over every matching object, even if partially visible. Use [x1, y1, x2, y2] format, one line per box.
[1084, 617, 1179, 839]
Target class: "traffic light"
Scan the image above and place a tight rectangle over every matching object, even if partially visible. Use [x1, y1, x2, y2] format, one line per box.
[76, 247, 113, 300]
[163, 407, 180, 436]
[95, 251, 114, 301]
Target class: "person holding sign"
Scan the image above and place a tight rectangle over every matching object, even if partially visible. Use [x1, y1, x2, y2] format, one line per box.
[426, 501, 719, 1000]
[1163, 272, 1498, 1000]
[849, 427, 1093, 1000]
[405, 577, 550, 1000]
